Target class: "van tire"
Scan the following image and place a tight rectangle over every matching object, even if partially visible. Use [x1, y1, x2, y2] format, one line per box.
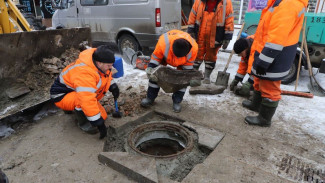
[118, 34, 141, 53]
[281, 57, 299, 85]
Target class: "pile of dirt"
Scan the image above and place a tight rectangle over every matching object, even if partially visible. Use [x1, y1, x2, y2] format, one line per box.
[101, 87, 147, 117]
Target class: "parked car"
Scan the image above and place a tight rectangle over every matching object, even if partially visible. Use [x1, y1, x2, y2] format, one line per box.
[52, 0, 181, 52]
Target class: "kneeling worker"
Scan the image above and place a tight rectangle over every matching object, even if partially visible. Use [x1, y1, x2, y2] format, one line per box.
[50, 45, 120, 139]
[141, 29, 198, 112]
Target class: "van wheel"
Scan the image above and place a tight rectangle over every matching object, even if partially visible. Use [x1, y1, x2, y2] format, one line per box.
[281, 57, 299, 85]
[118, 34, 141, 53]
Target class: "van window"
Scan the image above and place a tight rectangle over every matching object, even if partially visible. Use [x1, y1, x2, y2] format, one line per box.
[113, 0, 148, 5]
[81, 0, 108, 6]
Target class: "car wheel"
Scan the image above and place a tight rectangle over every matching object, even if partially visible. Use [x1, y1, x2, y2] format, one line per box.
[118, 34, 141, 53]
[281, 57, 299, 85]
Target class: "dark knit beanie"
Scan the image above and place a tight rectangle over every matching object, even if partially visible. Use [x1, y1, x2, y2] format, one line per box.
[234, 38, 249, 54]
[173, 39, 191, 57]
[92, 45, 115, 63]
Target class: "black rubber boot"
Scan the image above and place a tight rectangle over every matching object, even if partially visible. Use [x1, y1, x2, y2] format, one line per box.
[203, 67, 213, 84]
[74, 110, 98, 134]
[140, 98, 154, 108]
[173, 102, 182, 113]
[203, 61, 215, 84]
[245, 99, 279, 127]
[242, 90, 261, 112]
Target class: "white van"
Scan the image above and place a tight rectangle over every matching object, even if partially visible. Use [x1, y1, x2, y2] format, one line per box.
[52, 0, 181, 51]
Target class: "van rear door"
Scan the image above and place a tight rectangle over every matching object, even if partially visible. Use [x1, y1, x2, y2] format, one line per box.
[159, 0, 181, 32]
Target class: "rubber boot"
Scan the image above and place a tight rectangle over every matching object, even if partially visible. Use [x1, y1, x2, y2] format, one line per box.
[140, 98, 154, 108]
[242, 90, 261, 112]
[202, 67, 213, 84]
[245, 99, 279, 127]
[74, 110, 98, 134]
[173, 102, 181, 113]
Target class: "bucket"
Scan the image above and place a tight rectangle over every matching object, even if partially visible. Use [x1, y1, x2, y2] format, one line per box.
[113, 56, 124, 78]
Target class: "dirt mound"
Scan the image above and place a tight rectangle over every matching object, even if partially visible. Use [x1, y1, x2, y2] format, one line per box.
[101, 87, 147, 117]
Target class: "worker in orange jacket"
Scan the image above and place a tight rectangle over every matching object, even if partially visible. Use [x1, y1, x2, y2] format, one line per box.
[187, 0, 234, 84]
[243, 0, 308, 127]
[50, 45, 120, 139]
[141, 30, 198, 112]
[230, 37, 254, 97]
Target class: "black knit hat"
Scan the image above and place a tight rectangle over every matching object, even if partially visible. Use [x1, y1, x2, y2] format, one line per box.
[234, 38, 249, 54]
[92, 45, 115, 63]
[173, 39, 191, 57]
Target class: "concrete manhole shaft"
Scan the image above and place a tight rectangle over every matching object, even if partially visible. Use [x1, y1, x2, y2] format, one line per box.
[128, 121, 194, 158]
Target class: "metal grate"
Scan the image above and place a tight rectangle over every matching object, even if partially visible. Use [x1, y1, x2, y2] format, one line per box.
[278, 154, 325, 182]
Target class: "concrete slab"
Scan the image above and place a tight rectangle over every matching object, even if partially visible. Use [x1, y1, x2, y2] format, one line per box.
[98, 152, 158, 183]
[153, 66, 203, 93]
[189, 84, 226, 95]
[183, 122, 225, 150]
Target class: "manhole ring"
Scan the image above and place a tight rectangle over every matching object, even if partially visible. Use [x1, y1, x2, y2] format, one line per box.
[127, 121, 194, 158]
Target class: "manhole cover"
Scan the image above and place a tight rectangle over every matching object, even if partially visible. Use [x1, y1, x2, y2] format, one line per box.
[128, 122, 194, 158]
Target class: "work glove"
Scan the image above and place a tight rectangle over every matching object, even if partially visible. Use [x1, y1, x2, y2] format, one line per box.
[234, 81, 252, 97]
[189, 79, 201, 87]
[256, 66, 266, 75]
[222, 40, 230, 49]
[109, 83, 120, 100]
[229, 79, 239, 91]
[97, 123, 107, 139]
[145, 67, 158, 82]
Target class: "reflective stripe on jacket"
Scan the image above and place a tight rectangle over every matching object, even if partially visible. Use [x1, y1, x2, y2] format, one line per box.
[248, 0, 308, 81]
[149, 30, 198, 69]
[50, 48, 113, 122]
[236, 37, 254, 82]
[187, 0, 234, 48]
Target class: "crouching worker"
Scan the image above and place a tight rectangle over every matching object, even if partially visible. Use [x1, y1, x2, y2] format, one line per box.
[141, 30, 198, 113]
[230, 37, 254, 97]
[50, 45, 120, 139]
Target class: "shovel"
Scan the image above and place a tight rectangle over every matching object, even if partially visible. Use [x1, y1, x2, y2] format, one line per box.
[303, 35, 325, 96]
[112, 98, 122, 118]
[215, 23, 245, 87]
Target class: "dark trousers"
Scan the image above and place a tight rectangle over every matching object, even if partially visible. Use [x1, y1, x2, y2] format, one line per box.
[147, 80, 185, 104]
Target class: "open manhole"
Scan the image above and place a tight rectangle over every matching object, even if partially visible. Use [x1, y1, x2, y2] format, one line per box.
[127, 122, 194, 158]
[101, 111, 224, 182]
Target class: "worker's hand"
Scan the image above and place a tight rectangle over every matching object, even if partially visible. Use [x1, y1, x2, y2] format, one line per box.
[145, 67, 158, 82]
[97, 123, 107, 139]
[109, 83, 120, 100]
[229, 79, 239, 91]
[222, 40, 230, 49]
[234, 81, 252, 97]
[189, 79, 201, 87]
[256, 66, 266, 75]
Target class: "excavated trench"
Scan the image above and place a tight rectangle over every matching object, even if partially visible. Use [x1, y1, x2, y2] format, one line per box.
[102, 111, 223, 182]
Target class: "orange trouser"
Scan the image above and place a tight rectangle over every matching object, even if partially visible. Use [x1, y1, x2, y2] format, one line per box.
[196, 34, 220, 62]
[54, 92, 107, 120]
[253, 77, 281, 101]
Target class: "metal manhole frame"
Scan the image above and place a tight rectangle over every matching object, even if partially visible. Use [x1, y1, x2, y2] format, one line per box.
[127, 121, 194, 158]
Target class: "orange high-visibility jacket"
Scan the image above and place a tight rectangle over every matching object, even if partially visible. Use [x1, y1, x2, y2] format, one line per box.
[149, 30, 198, 70]
[235, 37, 254, 82]
[50, 48, 113, 122]
[248, 0, 308, 81]
[187, 0, 234, 48]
